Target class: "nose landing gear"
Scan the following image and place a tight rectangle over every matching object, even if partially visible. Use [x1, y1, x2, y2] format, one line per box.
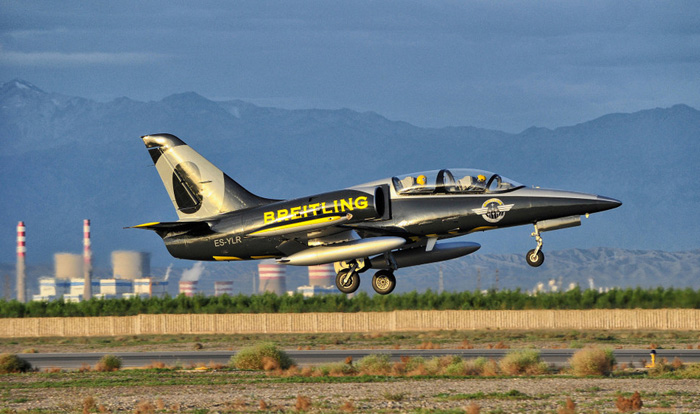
[526, 225, 545, 267]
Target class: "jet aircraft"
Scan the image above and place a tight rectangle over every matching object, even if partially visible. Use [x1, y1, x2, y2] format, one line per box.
[131, 134, 621, 295]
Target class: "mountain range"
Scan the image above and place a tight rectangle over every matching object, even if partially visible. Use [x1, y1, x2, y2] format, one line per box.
[1, 79, 699, 292]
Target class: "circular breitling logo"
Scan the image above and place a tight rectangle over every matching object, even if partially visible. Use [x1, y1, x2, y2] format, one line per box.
[472, 198, 514, 223]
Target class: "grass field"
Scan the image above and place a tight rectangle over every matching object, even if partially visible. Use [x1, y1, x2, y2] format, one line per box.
[2, 330, 700, 413]
[2, 329, 699, 354]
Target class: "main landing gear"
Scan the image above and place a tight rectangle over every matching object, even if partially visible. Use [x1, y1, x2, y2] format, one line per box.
[526, 224, 545, 267]
[335, 259, 397, 295]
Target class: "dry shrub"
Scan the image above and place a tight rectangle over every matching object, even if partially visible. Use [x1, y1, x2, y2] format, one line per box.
[344, 356, 353, 365]
[193, 342, 203, 350]
[648, 343, 658, 349]
[22, 348, 38, 353]
[417, 341, 439, 349]
[229, 342, 293, 370]
[225, 398, 246, 411]
[499, 350, 547, 375]
[569, 348, 615, 376]
[170, 403, 181, 412]
[493, 341, 510, 349]
[78, 363, 92, 373]
[155, 398, 165, 410]
[300, 366, 313, 377]
[465, 402, 481, 414]
[618, 362, 628, 371]
[97, 404, 109, 413]
[146, 361, 166, 369]
[134, 400, 155, 414]
[672, 357, 684, 369]
[392, 343, 401, 349]
[481, 359, 500, 376]
[357, 354, 392, 375]
[0, 353, 32, 373]
[557, 397, 576, 414]
[83, 396, 96, 414]
[259, 400, 268, 410]
[295, 395, 312, 411]
[458, 339, 474, 349]
[45, 366, 62, 373]
[615, 391, 642, 413]
[340, 400, 355, 412]
[95, 355, 122, 372]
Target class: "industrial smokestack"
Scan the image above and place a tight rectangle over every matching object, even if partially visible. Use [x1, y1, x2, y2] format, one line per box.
[258, 262, 286, 295]
[16, 221, 26, 303]
[83, 219, 92, 300]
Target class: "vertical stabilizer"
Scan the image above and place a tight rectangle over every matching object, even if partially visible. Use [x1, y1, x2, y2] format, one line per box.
[142, 134, 270, 219]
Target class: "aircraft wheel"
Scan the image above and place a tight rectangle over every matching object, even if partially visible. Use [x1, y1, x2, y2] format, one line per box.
[336, 269, 360, 294]
[372, 270, 396, 295]
[526, 249, 545, 267]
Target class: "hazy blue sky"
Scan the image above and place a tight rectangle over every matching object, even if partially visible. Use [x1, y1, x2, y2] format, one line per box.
[1, 0, 698, 132]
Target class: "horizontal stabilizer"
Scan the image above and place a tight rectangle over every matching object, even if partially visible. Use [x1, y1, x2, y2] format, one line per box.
[126, 220, 210, 233]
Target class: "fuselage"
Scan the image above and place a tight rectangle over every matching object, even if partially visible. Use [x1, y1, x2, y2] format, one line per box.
[162, 171, 621, 262]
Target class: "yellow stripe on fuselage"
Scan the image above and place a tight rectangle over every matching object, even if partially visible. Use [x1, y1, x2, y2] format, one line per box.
[213, 256, 243, 261]
[249, 215, 344, 236]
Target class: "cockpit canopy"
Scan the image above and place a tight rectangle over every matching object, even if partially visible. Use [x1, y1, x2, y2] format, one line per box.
[392, 169, 523, 195]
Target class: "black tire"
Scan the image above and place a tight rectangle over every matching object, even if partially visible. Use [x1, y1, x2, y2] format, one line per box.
[335, 269, 360, 294]
[526, 249, 545, 267]
[371, 270, 396, 295]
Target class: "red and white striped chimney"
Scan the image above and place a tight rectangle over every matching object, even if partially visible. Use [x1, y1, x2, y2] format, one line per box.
[83, 219, 92, 300]
[16, 221, 26, 303]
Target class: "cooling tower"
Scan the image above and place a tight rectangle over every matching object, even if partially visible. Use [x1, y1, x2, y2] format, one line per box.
[258, 263, 286, 295]
[214, 281, 234, 296]
[16, 221, 26, 303]
[112, 251, 151, 280]
[54, 253, 82, 279]
[308, 264, 335, 287]
[179, 280, 198, 297]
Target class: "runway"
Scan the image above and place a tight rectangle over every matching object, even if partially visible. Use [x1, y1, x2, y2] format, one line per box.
[20, 349, 700, 370]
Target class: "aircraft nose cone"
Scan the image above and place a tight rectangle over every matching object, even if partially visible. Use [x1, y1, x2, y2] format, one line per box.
[596, 195, 622, 211]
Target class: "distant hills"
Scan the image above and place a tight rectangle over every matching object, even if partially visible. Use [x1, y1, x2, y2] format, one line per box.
[1, 79, 699, 292]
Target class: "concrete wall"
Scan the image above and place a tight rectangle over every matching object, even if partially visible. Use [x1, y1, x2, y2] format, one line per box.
[1, 309, 699, 338]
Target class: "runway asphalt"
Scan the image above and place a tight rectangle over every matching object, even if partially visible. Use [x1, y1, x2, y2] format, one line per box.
[19, 349, 700, 370]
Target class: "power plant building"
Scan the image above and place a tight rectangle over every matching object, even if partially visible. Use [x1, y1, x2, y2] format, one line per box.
[32, 277, 71, 301]
[134, 278, 168, 297]
[258, 263, 286, 295]
[99, 279, 133, 296]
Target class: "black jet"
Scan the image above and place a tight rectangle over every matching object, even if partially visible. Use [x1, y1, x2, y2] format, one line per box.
[130, 134, 621, 295]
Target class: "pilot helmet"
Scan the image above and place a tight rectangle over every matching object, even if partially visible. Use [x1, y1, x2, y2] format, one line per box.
[416, 175, 427, 185]
[477, 174, 486, 182]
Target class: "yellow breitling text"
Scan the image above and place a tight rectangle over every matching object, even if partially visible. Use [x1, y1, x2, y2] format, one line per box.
[263, 196, 368, 224]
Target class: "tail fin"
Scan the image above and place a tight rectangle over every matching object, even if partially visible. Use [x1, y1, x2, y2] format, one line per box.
[142, 133, 273, 219]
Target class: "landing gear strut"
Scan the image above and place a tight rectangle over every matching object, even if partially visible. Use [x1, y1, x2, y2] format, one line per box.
[526, 225, 545, 267]
[335, 261, 361, 294]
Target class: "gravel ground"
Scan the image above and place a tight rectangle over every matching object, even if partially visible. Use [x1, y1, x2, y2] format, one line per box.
[4, 374, 700, 413]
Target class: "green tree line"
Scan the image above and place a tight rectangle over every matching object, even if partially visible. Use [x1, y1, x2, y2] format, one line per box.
[2, 287, 700, 318]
